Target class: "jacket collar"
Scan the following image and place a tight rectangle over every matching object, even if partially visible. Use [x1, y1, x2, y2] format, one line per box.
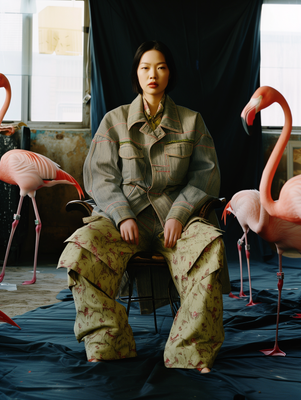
[127, 94, 182, 133]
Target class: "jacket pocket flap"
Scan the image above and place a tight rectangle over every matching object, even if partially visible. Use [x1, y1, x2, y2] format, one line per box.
[164, 142, 193, 158]
[119, 144, 144, 159]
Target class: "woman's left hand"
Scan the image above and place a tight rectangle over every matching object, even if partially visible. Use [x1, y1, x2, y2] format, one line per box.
[164, 219, 183, 248]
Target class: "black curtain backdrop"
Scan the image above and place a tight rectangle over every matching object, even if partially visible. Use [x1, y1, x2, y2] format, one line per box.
[88, 0, 268, 261]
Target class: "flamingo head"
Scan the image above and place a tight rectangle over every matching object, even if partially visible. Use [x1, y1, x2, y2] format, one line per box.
[241, 86, 284, 136]
[221, 201, 234, 225]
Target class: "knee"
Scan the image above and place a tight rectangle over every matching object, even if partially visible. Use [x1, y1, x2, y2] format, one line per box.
[213, 236, 225, 253]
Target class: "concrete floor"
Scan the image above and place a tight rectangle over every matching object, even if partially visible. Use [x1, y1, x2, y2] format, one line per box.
[0, 255, 68, 319]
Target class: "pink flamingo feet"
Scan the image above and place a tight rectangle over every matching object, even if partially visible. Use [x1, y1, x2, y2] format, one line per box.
[260, 345, 286, 357]
[229, 292, 240, 299]
[22, 276, 37, 285]
[260, 270, 286, 356]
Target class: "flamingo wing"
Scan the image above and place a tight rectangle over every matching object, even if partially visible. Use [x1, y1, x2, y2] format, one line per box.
[25, 151, 84, 198]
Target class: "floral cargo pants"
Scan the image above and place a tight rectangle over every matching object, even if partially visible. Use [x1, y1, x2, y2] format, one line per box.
[58, 206, 225, 369]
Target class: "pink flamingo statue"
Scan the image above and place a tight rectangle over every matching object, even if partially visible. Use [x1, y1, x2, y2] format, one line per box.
[223, 190, 261, 307]
[0, 74, 84, 285]
[0, 310, 21, 330]
[223, 86, 301, 356]
[0, 150, 84, 285]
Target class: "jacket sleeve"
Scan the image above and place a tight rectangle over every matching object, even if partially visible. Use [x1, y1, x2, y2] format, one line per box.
[165, 113, 221, 226]
[83, 119, 136, 227]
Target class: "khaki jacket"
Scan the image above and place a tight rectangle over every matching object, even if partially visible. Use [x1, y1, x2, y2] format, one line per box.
[84, 94, 221, 228]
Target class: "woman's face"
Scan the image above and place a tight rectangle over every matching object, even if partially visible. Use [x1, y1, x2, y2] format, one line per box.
[137, 50, 170, 99]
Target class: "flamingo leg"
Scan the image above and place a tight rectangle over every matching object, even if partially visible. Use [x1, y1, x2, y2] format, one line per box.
[229, 233, 248, 299]
[260, 252, 286, 356]
[245, 234, 260, 307]
[22, 197, 42, 285]
[0, 196, 24, 282]
[238, 234, 247, 297]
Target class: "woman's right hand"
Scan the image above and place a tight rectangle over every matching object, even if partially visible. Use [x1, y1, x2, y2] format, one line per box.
[120, 218, 139, 245]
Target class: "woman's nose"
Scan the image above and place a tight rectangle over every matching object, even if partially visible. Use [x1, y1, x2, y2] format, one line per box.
[149, 68, 157, 79]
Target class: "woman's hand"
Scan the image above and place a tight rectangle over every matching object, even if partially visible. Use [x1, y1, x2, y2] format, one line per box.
[164, 219, 183, 248]
[120, 218, 139, 245]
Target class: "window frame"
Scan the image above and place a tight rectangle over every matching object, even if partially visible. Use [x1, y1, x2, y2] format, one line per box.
[3, 0, 90, 130]
[261, 0, 301, 134]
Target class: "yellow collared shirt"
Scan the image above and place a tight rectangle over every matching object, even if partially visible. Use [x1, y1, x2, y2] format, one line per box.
[142, 95, 166, 131]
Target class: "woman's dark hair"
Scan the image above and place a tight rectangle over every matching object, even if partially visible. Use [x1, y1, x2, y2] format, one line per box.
[131, 40, 177, 94]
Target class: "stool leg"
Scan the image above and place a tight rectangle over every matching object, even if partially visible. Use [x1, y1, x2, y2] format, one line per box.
[149, 268, 158, 334]
[126, 276, 133, 316]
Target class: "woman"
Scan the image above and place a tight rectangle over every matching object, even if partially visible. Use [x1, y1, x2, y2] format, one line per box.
[58, 41, 230, 373]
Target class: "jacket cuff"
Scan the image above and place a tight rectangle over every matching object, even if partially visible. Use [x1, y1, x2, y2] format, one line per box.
[165, 202, 194, 226]
[111, 206, 136, 228]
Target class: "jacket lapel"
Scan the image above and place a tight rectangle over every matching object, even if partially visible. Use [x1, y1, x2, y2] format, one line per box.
[127, 94, 183, 135]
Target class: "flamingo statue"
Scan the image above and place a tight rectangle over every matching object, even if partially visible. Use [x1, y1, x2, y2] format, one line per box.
[223, 86, 301, 356]
[0, 150, 84, 285]
[0, 74, 84, 285]
[223, 190, 261, 307]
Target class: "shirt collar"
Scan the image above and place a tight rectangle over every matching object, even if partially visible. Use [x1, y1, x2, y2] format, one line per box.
[143, 94, 165, 118]
[142, 95, 165, 131]
[127, 94, 182, 133]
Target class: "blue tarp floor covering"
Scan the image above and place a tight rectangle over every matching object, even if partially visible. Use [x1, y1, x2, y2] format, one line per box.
[0, 254, 301, 400]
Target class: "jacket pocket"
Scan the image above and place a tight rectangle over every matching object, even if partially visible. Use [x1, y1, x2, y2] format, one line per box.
[164, 142, 193, 184]
[119, 144, 146, 184]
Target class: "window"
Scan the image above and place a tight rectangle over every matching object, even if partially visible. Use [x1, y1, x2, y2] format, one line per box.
[0, 0, 89, 128]
[260, 1, 301, 128]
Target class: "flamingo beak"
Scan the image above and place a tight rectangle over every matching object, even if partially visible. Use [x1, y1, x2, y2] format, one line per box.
[241, 95, 262, 136]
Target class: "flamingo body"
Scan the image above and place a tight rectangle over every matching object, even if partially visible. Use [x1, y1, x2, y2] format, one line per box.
[0, 149, 84, 285]
[224, 190, 301, 255]
[0, 149, 84, 198]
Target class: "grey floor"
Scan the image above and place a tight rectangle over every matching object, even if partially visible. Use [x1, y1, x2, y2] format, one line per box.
[0, 253, 69, 319]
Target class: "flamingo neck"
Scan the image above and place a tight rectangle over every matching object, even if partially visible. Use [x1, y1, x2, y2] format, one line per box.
[0, 85, 11, 124]
[256, 203, 270, 235]
[259, 98, 292, 213]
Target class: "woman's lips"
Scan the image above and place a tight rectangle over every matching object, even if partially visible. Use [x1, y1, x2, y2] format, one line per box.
[148, 82, 158, 88]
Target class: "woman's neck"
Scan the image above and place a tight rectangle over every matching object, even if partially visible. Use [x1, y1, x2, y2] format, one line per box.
[143, 93, 164, 116]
